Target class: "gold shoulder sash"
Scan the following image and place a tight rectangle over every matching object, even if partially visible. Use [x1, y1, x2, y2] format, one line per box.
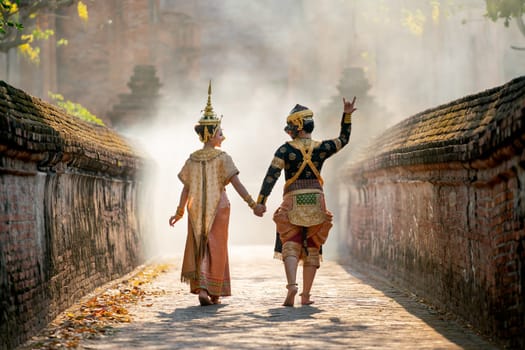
[284, 140, 324, 189]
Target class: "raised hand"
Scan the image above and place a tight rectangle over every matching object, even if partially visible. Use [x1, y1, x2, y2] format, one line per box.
[343, 96, 357, 114]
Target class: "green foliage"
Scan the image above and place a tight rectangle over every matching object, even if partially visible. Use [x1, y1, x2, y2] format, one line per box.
[0, 0, 23, 35]
[48, 92, 105, 126]
[56, 37, 68, 46]
[485, 0, 525, 44]
[486, 0, 525, 26]
[0, 21, 23, 34]
[0, 1, 86, 54]
[32, 27, 53, 40]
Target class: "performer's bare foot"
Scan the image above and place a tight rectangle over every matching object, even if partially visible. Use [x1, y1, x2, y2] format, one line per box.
[210, 296, 221, 304]
[198, 290, 212, 306]
[300, 292, 314, 305]
[283, 283, 298, 307]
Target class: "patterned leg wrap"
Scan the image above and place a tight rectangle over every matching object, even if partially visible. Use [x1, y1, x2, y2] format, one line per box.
[303, 247, 320, 268]
[282, 241, 302, 260]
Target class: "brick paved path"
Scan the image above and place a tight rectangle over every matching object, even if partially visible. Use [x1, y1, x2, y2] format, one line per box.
[82, 245, 499, 350]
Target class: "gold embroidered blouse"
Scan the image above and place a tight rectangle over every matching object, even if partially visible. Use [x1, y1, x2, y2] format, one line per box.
[178, 148, 239, 251]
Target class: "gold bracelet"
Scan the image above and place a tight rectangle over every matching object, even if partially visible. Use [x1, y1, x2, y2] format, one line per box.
[344, 112, 352, 124]
[244, 194, 257, 209]
[175, 206, 184, 217]
[257, 194, 267, 205]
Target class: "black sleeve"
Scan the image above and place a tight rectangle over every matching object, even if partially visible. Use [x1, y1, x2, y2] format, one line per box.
[257, 149, 285, 205]
[320, 112, 353, 157]
[338, 112, 352, 146]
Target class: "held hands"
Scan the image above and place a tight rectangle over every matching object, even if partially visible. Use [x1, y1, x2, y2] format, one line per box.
[253, 203, 266, 217]
[343, 96, 357, 115]
[243, 193, 266, 217]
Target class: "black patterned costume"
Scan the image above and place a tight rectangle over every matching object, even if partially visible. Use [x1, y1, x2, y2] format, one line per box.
[257, 111, 352, 263]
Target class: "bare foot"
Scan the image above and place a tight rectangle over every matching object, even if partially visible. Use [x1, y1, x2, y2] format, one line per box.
[210, 296, 221, 304]
[198, 290, 212, 306]
[300, 292, 314, 305]
[283, 284, 298, 307]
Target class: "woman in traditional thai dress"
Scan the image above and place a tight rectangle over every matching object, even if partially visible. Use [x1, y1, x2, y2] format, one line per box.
[169, 82, 257, 306]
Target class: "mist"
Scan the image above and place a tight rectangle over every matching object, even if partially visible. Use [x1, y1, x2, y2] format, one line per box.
[122, 0, 524, 261]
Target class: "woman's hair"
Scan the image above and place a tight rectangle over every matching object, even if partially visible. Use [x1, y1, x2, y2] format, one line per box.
[194, 124, 218, 143]
[285, 119, 314, 138]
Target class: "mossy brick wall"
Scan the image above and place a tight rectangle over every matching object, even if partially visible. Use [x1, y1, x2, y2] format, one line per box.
[0, 81, 145, 350]
[343, 76, 525, 349]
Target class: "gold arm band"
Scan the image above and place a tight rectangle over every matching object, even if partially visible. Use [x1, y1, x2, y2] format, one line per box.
[271, 156, 285, 169]
[257, 194, 267, 205]
[344, 112, 352, 124]
[244, 194, 257, 209]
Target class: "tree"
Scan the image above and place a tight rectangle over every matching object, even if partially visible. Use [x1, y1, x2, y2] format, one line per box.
[0, 0, 98, 125]
[0, 0, 87, 55]
[0, 1, 23, 38]
[485, 0, 525, 49]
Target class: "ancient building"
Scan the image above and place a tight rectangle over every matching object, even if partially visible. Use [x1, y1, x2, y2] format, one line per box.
[107, 65, 162, 130]
[3, 0, 200, 127]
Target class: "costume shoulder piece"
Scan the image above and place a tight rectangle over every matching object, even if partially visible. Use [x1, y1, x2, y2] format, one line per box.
[190, 148, 224, 162]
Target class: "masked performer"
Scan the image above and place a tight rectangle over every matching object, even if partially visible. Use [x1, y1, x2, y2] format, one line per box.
[169, 82, 257, 306]
[254, 97, 357, 306]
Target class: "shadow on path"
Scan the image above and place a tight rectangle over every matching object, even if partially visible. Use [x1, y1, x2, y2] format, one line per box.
[338, 262, 500, 350]
[88, 303, 371, 349]
[80, 246, 500, 350]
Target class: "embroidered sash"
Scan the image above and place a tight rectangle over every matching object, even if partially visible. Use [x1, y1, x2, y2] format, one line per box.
[286, 189, 326, 227]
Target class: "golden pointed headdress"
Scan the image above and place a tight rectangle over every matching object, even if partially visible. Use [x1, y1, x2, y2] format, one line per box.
[197, 80, 222, 143]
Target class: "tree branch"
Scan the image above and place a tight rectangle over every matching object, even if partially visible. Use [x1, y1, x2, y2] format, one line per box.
[0, 36, 30, 52]
[20, 1, 76, 22]
[0, 0, 76, 52]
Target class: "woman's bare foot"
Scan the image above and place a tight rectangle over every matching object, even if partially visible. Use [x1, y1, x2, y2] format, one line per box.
[300, 292, 314, 305]
[198, 290, 212, 306]
[283, 283, 298, 307]
[210, 296, 221, 304]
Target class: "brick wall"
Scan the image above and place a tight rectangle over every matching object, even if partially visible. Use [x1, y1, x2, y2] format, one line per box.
[342, 76, 525, 348]
[0, 81, 145, 350]
[52, 0, 200, 123]
[11, 0, 201, 125]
